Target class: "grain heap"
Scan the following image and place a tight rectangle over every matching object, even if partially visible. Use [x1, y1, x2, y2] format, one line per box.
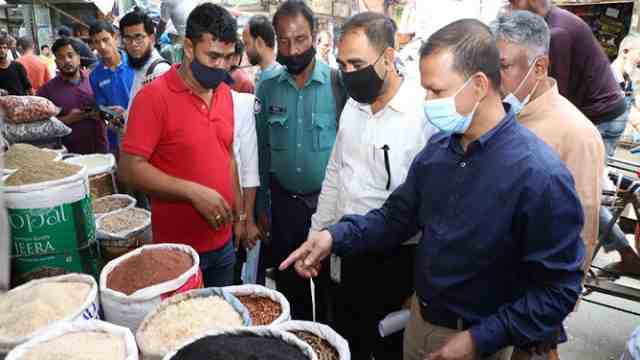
[93, 196, 133, 215]
[21, 331, 126, 360]
[236, 295, 282, 325]
[107, 248, 193, 295]
[171, 334, 309, 360]
[290, 331, 338, 360]
[0, 282, 90, 338]
[4, 161, 81, 186]
[1, 143, 57, 170]
[138, 296, 244, 354]
[99, 208, 148, 234]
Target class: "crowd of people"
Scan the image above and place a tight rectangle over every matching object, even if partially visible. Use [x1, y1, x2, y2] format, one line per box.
[3, 0, 640, 358]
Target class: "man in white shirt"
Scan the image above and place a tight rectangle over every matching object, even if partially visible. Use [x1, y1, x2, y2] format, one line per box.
[312, 12, 437, 359]
[230, 89, 262, 283]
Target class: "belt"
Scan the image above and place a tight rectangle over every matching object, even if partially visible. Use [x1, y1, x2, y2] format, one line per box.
[418, 299, 473, 331]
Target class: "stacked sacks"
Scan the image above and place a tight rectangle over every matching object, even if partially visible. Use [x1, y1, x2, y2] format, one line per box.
[0, 96, 68, 145]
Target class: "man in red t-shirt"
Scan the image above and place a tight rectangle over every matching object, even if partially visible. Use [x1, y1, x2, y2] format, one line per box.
[120, 3, 243, 287]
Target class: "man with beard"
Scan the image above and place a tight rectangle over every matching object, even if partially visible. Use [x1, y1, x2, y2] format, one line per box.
[0, 35, 30, 95]
[311, 12, 437, 359]
[120, 10, 171, 110]
[255, 0, 342, 322]
[120, 3, 243, 288]
[37, 37, 108, 154]
[242, 15, 280, 86]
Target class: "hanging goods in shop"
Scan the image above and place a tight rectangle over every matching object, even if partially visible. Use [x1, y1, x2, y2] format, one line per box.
[2, 164, 101, 286]
[224, 284, 291, 326]
[100, 244, 203, 333]
[137, 287, 252, 360]
[274, 321, 350, 360]
[0, 274, 99, 356]
[5, 320, 138, 360]
[162, 327, 317, 360]
[64, 154, 117, 200]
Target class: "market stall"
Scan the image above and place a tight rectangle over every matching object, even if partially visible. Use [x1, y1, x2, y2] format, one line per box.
[555, 0, 635, 59]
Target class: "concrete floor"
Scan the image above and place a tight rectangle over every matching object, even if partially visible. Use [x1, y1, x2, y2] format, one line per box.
[560, 246, 640, 359]
[560, 148, 640, 359]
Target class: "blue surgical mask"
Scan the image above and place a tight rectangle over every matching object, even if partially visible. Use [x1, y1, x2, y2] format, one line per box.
[423, 77, 479, 134]
[502, 58, 540, 114]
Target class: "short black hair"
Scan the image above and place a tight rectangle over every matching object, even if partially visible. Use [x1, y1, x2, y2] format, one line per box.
[273, 0, 315, 34]
[89, 20, 117, 37]
[0, 35, 10, 46]
[119, 10, 155, 37]
[420, 19, 501, 90]
[17, 36, 34, 51]
[57, 25, 72, 38]
[247, 15, 275, 48]
[235, 39, 245, 56]
[41, 44, 49, 51]
[72, 23, 86, 35]
[341, 12, 396, 52]
[52, 37, 81, 56]
[186, 3, 237, 44]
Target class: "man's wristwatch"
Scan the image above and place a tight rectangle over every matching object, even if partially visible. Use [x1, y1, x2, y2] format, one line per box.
[238, 213, 248, 222]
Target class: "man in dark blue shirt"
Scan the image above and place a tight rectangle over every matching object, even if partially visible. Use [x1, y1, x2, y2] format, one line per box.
[281, 19, 585, 360]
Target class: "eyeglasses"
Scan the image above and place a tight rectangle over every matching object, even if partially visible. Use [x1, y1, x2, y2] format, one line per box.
[123, 33, 148, 45]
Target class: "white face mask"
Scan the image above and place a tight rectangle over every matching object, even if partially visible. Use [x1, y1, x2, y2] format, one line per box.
[502, 58, 540, 115]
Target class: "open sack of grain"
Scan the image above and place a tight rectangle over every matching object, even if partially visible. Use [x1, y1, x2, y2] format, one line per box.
[137, 287, 252, 360]
[5, 320, 138, 360]
[1, 143, 62, 174]
[274, 321, 350, 360]
[223, 284, 291, 326]
[100, 244, 203, 332]
[93, 194, 136, 218]
[96, 207, 151, 261]
[64, 154, 117, 200]
[0, 274, 99, 356]
[0, 96, 60, 124]
[2, 161, 101, 285]
[162, 327, 318, 360]
[1, 117, 71, 144]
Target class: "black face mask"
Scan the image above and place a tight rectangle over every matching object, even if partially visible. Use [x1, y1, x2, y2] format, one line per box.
[128, 47, 152, 69]
[277, 46, 316, 75]
[341, 52, 387, 104]
[190, 57, 234, 89]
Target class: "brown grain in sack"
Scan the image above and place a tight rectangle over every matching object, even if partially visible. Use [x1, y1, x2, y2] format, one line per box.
[107, 249, 193, 295]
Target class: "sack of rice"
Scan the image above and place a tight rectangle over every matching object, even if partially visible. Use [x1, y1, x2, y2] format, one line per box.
[5, 320, 138, 360]
[0, 96, 61, 124]
[1, 117, 71, 143]
[64, 154, 117, 200]
[2, 163, 101, 286]
[274, 321, 350, 360]
[163, 327, 317, 360]
[96, 207, 151, 261]
[100, 244, 203, 332]
[0, 274, 99, 355]
[93, 194, 137, 218]
[1, 143, 62, 174]
[223, 284, 290, 326]
[137, 287, 252, 360]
